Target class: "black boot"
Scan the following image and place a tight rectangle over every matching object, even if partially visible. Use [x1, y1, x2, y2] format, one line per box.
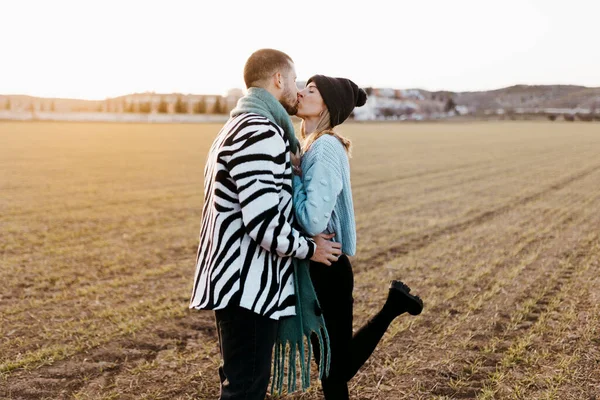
[384, 280, 424, 317]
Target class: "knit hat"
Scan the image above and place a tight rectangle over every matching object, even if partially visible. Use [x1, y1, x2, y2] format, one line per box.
[306, 75, 368, 127]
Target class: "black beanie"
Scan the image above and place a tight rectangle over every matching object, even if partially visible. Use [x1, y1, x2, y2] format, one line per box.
[306, 75, 367, 127]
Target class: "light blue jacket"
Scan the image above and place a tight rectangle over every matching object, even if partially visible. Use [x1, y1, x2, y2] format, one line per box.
[293, 134, 356, 256]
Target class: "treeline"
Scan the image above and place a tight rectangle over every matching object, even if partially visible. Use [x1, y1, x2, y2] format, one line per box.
[548, 113, 600, 122]
[103, 96, 228, 114]
[3, 99, 57, 112]
[2, 96, 229, 114]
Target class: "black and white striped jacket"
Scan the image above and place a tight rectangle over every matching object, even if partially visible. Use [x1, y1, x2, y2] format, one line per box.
[189, 113, 316, 320]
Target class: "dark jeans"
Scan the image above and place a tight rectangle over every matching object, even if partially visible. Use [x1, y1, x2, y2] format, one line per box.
[214, 305, 278, 400]
[310, 255, 397, 400]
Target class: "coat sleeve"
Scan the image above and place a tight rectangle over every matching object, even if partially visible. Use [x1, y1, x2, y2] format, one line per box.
[228, 124, 316, 259]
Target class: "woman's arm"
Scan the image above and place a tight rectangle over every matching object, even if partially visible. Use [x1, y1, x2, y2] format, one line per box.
[293, 139, 344, 236]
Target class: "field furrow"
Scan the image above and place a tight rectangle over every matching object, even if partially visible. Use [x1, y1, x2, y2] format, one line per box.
[2, 121, 600, 400]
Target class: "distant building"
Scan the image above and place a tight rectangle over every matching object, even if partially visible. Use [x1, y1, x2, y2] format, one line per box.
[354, 87, 438, 120]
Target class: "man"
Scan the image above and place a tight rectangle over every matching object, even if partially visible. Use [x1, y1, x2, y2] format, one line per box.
[189, 49, 342, 400]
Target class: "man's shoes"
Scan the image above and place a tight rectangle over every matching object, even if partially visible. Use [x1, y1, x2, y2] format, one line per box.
[386, 280, 424, 316]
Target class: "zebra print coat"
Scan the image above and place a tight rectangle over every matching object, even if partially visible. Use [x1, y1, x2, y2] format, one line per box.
[189, 113, 316, 320]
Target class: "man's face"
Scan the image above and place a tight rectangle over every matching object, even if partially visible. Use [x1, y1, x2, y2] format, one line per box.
[279, 62, 299, 115]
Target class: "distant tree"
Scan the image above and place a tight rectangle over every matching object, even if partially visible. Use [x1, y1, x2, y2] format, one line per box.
[28, 103, 35, 113]
[96, 103, 103, 112]
[105, 100, 112, 112]
[547, 114, 557, 121]
[444, 97, 457, 113]
[127, 102, 135, 113]
[213, 96, 224, 114]
[40, 103, 45, 111]
[50, 101, 55, 112]
[221, 98, 231, 114]
[157, 97, 168, 113]
[564, 114, 575, 122]
[139, 102, 152, 113]
[504, 108, 517, 121]
[379, 107, 405, 118]
[576, 113, 593, 122]
[419, 102, 437, 116]
[175, 96, 187, 113]
[121, 99, 127, 113]
[5, 99, 10, 110]
[194, 97, 207, 114]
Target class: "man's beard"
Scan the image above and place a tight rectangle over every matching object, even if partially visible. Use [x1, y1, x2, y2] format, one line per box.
[280, 84, 298, 115]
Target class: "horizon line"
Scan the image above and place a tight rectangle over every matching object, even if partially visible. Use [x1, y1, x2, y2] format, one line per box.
[1, 82, 599, 102]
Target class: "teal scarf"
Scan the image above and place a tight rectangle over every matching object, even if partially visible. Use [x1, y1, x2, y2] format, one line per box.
[230, 88, 330, 395]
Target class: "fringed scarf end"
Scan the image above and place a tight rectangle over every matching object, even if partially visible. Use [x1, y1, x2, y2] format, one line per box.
[270, 328, 330, 397]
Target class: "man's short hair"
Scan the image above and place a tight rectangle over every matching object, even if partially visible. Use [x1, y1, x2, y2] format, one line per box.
[243, 49, 294, 89]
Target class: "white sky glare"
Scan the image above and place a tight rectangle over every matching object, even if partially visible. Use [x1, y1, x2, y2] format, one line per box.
[1, 0, 598, 100]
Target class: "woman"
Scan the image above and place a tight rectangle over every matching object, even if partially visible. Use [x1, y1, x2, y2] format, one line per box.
[292, 75, 424, 399]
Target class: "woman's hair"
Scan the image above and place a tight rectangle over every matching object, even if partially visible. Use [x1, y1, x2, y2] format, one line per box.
[300, 108, 352, 157]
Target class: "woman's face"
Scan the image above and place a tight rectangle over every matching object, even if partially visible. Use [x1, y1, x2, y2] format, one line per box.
[296, 82, 326, 119]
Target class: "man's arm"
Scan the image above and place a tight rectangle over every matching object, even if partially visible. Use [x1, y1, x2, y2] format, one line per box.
[228, 123, 315, 259]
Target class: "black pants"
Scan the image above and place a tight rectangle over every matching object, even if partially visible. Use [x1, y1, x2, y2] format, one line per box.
[214, 305, 278, 400]
[310, 255, 397, 400]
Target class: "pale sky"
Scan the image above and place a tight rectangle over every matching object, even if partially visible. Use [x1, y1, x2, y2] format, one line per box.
[1, 0, 598, 100]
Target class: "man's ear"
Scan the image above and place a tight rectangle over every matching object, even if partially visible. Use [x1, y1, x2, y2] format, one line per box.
[273, 72, 284, 89]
